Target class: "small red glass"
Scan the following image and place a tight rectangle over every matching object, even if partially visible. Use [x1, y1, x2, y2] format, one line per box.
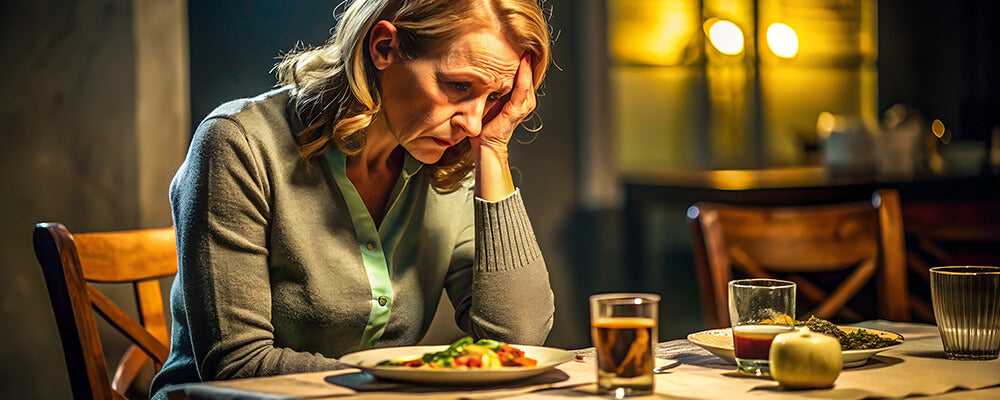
[728, 279, 796, 376]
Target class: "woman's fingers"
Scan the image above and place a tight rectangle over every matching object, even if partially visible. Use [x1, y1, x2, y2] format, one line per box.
[507, 54, 535, 115]
[477, 53, 536, 150]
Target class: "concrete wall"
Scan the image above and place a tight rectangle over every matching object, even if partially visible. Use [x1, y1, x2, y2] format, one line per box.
[0, 0, 188, 398]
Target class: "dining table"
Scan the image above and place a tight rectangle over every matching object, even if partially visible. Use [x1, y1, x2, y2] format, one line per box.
[167, 320, 1000, 399]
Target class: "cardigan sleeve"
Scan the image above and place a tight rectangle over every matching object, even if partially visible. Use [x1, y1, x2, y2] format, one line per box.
[170, 116, 341, 380]
[446, 190, 555, 345]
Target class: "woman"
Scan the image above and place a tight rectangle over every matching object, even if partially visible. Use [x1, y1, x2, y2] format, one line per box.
[150, 0, 554, 397]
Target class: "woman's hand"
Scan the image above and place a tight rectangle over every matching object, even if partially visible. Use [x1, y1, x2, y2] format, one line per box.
[471, 54, 536, 156]
[472, 54, 535, 201]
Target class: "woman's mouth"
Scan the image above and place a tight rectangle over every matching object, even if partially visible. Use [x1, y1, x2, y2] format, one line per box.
[432, 138, 451, 147]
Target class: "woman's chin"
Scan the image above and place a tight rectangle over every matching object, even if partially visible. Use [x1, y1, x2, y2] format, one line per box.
[407, 148, 445, 165]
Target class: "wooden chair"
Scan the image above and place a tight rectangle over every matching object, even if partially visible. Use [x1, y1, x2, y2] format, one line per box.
[33, 222, 176, 400]
[687, 189, 910, 329]
[900, 198, 1000, 322]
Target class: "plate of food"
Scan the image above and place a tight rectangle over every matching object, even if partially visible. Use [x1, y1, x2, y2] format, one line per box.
[339, 336, 576, 385]
[687, 317, 904, 368]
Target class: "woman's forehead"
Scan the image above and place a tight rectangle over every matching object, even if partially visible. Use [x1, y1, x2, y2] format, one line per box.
[437, 31, 518, 81]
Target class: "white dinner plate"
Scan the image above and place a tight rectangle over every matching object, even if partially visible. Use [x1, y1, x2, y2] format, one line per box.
[339, 344, 576, 385]
[687, 326, 904, 368]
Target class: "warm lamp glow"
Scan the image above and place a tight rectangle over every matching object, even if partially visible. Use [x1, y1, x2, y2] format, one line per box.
[609, 1, 700, 66]
[710, 170, 753, 190]
[816, 111, 836, 139]
[932, 119, 951, 144]
[931, 119, 945, 137]
[708, 20, 744, 55]
[766, 23, 799, 58]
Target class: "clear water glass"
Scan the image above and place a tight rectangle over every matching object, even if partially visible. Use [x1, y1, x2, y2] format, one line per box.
[930, 266, 1000, 360]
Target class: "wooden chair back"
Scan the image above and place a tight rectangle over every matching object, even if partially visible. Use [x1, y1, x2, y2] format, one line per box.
[688, 189, 910, 328]
[900, 198, 1000, 321]
[33, 222, 176, 400]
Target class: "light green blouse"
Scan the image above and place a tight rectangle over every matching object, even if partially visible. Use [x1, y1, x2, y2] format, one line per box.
[323, 149, 424, 349]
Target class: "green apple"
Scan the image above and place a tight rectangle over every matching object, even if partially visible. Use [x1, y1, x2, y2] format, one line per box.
[770, 327, 842, 389]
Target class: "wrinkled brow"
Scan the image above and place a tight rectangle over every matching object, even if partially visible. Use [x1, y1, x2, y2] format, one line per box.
[467, 55, 518, 93]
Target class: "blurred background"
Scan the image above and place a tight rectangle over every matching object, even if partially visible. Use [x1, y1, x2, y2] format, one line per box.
[1, 0, 998, 398]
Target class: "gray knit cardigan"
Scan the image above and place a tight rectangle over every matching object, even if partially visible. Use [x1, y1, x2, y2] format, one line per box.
[150, 88, 554, 398]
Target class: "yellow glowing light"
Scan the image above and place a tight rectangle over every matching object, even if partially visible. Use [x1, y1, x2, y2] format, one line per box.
[816, 112, 836, 139]
[609, 1, 699, 66]
[710, 170, 753, 190]
[766, 23, 799, 58]
[931, 119, 945, 138]
[932, 119, 952, 144]
[708, 20, 744, 55]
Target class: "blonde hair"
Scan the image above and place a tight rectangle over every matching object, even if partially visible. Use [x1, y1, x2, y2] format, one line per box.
[276, 0, 550, 192]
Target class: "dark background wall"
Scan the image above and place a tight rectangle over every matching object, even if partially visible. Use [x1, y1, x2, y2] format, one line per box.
[188, 0, 336, 134]
[878, 0, 999, 142]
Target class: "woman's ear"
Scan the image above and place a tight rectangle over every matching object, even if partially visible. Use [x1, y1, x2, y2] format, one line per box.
[369, 20, 398, 71]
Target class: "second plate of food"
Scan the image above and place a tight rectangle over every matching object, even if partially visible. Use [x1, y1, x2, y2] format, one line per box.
[687, 326, 903, 368]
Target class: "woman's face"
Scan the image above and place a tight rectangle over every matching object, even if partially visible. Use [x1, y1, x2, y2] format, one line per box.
[373, 27, 521, 164]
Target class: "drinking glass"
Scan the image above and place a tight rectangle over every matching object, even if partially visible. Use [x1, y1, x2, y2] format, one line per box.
[930, 266, 1000, 360]
[728, 279, 796, 376]
[590, 293, 659, 396]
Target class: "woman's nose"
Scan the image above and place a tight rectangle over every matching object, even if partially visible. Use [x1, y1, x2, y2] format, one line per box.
[451, 99, 486, 137]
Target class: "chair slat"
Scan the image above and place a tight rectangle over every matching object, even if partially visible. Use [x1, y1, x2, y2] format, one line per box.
[717, 206, 879, 271]
[809, 258, 876, 319]
[87, 284, 169, 363]
[876, 189, 909, 321]
[112, 345, 148, 393]
[74, 228, 177, 282]
[136, 279, 170, 346]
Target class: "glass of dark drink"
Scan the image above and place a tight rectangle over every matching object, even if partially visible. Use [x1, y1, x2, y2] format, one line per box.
[589, 293, 659, 396]
[728, 279, 796, 377]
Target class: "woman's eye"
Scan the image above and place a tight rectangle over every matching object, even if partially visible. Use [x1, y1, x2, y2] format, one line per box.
[487, 92, 499, 102]
[452, 82, 471, 92]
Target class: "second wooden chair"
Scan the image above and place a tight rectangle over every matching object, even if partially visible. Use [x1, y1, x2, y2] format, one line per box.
[687, 189, 910, 329]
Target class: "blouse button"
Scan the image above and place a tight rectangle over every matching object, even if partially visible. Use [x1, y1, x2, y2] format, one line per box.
[378, 296, 388, 307]
[366, 242, 376, 251]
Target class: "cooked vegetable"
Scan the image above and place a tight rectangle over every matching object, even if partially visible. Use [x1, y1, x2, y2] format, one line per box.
[760, 315, 901, 350]
[376, 336, 537, 369]
[796, 316, 901, 350]
[795, 316, 844, 340]
[760, 313, 796, 326]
